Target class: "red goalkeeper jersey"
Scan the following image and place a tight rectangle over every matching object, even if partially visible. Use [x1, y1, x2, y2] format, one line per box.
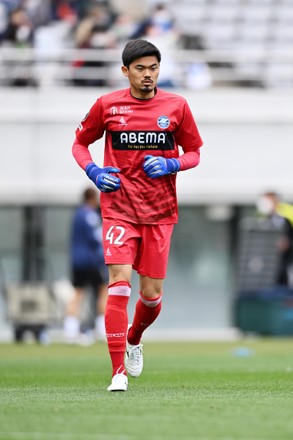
[75, 88, 203, 224]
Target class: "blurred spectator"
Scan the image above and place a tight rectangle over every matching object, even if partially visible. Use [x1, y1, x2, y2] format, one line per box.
[71, 2, 116, 86]
[256, 191, 293, 286]
[3, 5, 34, 47]
[2, 5, 36, 86]
[50, 0, 78, 23]
[0, 2, 8, 41]
[132, 3, 180, 89]
[179, 20, 212, 90]
[111, 12, 136, 43]
[276, 200, 293, 229]
[22, 0, 52, 28]
[130, 3, 174, 39]
[63, 187, 108, 344]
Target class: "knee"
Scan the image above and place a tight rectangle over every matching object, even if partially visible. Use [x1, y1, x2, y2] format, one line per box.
[140, 279, 163, 299]
[139, 276, 164, 298]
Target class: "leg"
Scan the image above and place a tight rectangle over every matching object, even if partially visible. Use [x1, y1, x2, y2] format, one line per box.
[127, 276, 164, 346]
[95, 282, 108, 340]
[125, 276, 163, 378]
[124, 224, 173, 378]
[105, 264, 132, 381]
[127, 223, 173, 346]
[102, 218, 141, 390]
[67, 287, 85, 315]
[63, 287, 84, 342]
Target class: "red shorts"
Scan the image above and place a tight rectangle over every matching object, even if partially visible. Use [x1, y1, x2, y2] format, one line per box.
[102, 219, 174, 279]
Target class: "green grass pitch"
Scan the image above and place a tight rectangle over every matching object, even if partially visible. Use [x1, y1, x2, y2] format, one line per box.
[1, 339, 293, 440]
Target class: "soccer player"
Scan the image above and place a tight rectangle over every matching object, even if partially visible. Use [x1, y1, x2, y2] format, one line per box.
[63, 187, 108, 344]
[256, 191, 293, 286]
[72, 39, 203, 391]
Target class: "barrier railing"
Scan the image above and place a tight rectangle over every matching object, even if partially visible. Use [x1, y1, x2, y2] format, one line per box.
[0, 47, 292, 89]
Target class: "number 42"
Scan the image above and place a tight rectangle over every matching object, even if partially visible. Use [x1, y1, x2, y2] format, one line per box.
[105, 226, 125, 245]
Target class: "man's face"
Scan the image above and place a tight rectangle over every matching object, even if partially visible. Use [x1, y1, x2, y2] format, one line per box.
[121, 55, 160, 99]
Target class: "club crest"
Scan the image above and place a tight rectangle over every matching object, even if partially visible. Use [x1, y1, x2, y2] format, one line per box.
[157, 116, 170, 129]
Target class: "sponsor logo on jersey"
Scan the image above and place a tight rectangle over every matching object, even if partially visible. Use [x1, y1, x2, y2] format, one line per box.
[111, 131, 174, 150]
[110, 106, 118, 115]
[119, 106, 133, 114]
[119, 117, 127, 125]
[110, 106, 133, 115]
[157, 115, 170, 129]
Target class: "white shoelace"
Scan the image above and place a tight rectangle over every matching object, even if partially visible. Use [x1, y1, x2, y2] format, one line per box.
[129, 345, 142, 364]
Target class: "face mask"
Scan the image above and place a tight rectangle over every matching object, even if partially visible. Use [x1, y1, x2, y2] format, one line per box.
[256, 197, 275, 215]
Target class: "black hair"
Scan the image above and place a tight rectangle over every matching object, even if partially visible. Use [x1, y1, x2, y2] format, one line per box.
[82, 187, 97, 202]
[122, 39, 161, 67]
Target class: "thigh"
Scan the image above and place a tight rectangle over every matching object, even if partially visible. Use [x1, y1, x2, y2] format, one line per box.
[134, 224, 174, 278]
[102, 218, 141, 265]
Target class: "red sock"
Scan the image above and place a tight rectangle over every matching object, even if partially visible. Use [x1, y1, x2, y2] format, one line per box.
[127, 292, 162, 345]
[105, 281, 131, 377]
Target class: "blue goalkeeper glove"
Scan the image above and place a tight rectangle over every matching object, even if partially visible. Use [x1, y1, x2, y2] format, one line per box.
[85, 163, 121, 192]
[143, 155, 180, 179]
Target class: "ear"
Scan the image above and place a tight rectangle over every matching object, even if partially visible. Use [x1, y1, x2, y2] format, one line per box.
[121, 66, 129, 78]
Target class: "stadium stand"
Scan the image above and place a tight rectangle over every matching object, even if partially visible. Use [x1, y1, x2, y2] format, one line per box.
[0, 0, 292, 89]
[170, 0, 293, 87]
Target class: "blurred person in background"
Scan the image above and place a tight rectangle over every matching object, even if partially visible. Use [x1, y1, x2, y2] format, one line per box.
[256, 191, 293, 286]
[0, 2, 9, 41]
[2, 5, 35, 85]
[71, 2, 116, 86]
[275, 198, 293, 229]
[63, 187, 108, 344]
[130, 2, 179, 88]
[130, 3, 174, 40]
[3, 4, 34, 47]
[110, 12, 136, 44]
[50, 0, 78, 23]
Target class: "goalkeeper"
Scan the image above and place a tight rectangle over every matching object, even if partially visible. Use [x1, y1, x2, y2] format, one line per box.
[72, 38, 203, 391]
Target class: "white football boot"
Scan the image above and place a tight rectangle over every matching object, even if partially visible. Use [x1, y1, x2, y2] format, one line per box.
[125, 340, 144, 378]
[107, 373, 128, 392]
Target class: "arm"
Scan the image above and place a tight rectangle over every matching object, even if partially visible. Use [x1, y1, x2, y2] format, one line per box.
[177, 150, 200, 171]
[72, 98, 121, 192]
[72, 138, 94, 170]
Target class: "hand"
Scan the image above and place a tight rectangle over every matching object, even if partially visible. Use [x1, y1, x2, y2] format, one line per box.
[85, 163, 121, 192]
[143, 155, 180, 179]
